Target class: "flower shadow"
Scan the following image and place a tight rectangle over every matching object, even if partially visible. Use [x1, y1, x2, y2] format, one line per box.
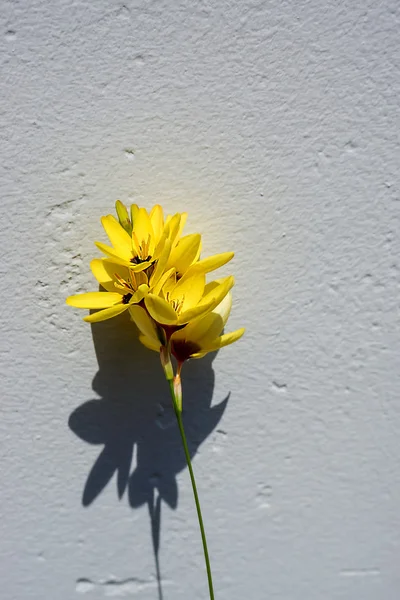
[68, 310, 228, 595]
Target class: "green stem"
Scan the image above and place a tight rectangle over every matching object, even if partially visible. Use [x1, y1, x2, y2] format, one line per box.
[166, 376, 215, 600]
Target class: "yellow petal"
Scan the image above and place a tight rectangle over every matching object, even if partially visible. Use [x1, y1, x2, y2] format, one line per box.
[150, 205, 164, 242]
[138, 334, 161, 353]
[179, 312, 224, 346]
[196, 328, 245, 354]
[131, 284, 149, 303]
[170, 273, 205, 312]
[95, 242, 132, 266]
[150, 238, 171, 288]
[95, 242, 152, 271]
[130, 204, 139, 225]
[133, 207, 154, 253]
[191, 352, 207, 360]
[145, 294, 178, 325]
[178, 297, 219, 324]
[185, 252, 234, 276]
[101, 215, 133, 257]
[90, 259, 129, 292]
[152, 267, 175, 296]
[90, 259, 115, 292]
[212, 292, 232, 327]
[152, 233, 168, 262]
[164, 213, 181, 247]
[129, 305, 160, 342]
[83, 304, 128, 323]
[66, 291, 122, 309]
[172, 292, 232, 343]
[178, 276, 234, 324]
[166, 233, 201, 275]
[202, 276, 235, 305]
[177, 212, 187, 241]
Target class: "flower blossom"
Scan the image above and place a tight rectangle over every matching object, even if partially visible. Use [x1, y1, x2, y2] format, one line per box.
[67, 202, 234, 322]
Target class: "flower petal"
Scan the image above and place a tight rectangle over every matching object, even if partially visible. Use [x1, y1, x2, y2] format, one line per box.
[170, 273, 205, 312]
[145, 294, 178, 325]
[185, 252, 234, 276]
[133, 207, 154, 253]
[130, 203, 139, 227]
[90, 259, 129, 292]
[95, 242, 132, 266]
[138, 334, 161, 352]
[150, 238, 171, 287]
[66, 291, 122, 309]
[83, 304, 129, 323]
[166, 233, 202, 275]
[196, 328, 245, 354]
[131, 284, 149, 303]
[172, 292, 232, 343]
[164, 213, 181, 247]
[177, 298, 218, 324]
[212, 292, 232, 327]
[177, 212, 187, 240]
[178, 276, 234, 324]
[201, 276, 235, 306]
[129, 305, 160, 342]
[152, 267, 175, 296]
[152, 233, 168, 262]
[178, 311, 224, 346]
[95, 242, 152, 271]
[101, 215, 133, 258]
[150, 205, 164, 242]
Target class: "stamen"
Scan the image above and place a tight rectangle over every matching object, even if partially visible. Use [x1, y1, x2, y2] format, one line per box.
[131, 232, 152, 263]
[114, 272, 134, 292]
[169, 294, 185, 314]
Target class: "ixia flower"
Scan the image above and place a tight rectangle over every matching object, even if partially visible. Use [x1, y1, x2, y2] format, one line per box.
[99, 203, 184, 269]
[142, 271, 235, 327]
[66, 259, 151, 323]
[66, 200, 244, 600]
[67, 202, 235, 322]
[131, 289, 245, 362]
[104, 201, 233, 278]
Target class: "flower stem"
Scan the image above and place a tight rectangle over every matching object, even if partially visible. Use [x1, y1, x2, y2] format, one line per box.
[162, 355, 215, 600]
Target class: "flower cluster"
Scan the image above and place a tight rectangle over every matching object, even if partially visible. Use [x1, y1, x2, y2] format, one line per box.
[66, 202, 244, 364]
[67, 201, 243, 596]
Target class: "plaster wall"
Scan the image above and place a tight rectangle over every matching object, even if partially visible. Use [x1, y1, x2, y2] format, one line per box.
[1, 1, 400, 599]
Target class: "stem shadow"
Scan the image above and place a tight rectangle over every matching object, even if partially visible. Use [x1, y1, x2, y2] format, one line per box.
[68, 310, 229, 597]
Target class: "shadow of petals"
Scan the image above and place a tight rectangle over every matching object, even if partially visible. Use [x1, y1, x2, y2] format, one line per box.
[68, 310, 229, 510]
[68, 310, 229, 598]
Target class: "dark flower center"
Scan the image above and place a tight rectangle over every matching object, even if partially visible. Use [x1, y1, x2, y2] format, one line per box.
[171, 339, 201, 362]
[130, 255, 151, 265]
[122, 293, 133, 304]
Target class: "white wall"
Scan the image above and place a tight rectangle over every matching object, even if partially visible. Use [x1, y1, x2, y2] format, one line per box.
[1, 0, 400, 598]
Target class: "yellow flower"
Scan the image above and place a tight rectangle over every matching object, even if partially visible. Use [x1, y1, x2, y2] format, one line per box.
[66, 260, 150, 323]
[109, 201, 235, 279]
[140, 272, 235, 327]
[96, 203, 183, 270]
[130, 289, 245, 361]
[66, 202, 235, 323]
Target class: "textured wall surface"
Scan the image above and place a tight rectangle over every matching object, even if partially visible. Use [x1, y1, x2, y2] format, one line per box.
[1, 0, 400, 598]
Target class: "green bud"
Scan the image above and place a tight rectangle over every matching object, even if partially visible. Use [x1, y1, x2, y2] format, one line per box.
[115, 200, 132, 234]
